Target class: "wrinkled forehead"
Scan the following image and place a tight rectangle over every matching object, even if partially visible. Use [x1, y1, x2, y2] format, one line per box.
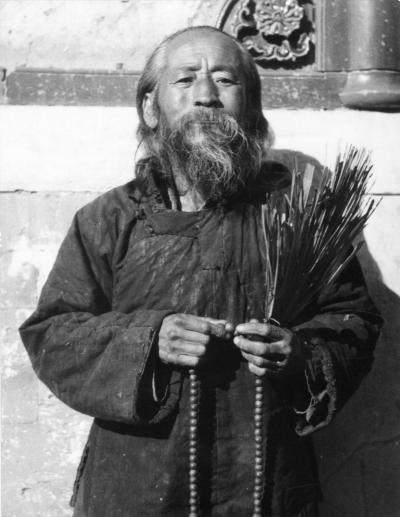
[164, 30, 244, 74]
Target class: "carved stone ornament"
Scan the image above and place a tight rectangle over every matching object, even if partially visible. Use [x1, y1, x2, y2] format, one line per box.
[219, 0, 313, 63]
[254, 0, 304, 37]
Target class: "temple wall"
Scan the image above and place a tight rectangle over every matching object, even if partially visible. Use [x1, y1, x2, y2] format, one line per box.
[1, 2, 399, 516]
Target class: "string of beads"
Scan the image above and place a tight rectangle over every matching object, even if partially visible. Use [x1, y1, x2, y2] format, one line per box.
[188, 371, 264, 517]
[253, 376, 264, 517]
[189, 368, 200, 517]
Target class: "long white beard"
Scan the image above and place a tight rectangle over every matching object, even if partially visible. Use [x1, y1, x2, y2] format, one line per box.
[155, 108, 263, 205]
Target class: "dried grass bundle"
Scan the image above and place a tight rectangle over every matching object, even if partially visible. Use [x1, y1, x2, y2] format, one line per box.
[262, 145, 377, 326]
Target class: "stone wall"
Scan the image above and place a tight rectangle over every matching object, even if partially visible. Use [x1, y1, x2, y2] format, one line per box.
[1, 2, 399, 516]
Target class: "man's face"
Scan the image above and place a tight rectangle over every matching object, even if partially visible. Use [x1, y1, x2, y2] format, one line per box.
[143, 30, 262, 205]
[155, 31, 246, 129]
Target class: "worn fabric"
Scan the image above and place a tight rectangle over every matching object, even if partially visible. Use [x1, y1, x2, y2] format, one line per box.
[20, 159, 381, 517]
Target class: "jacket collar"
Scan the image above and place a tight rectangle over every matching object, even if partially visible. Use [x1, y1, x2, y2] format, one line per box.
[127, 156, 292, 210]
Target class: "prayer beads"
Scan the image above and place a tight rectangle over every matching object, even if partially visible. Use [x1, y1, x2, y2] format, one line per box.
[253, 376, 264, 517]
[189, 369, 200, 517]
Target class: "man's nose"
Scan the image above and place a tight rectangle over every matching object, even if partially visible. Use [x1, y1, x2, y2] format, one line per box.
[193, 75, 223, 108]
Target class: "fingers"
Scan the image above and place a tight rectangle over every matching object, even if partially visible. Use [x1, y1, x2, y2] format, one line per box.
[234, 321, 294, 378]
[158, 313, 234, 368]
[235, 321, 285, 341]
[241, 350, 287, 378]
[162, 340, 207, 357]
[158, 338, 207, 367]
[165, 327, 211, 346]
[241, 350, 287, 372]
[202, 317, 235, 337]
[159, 352, 204, 368]
[241, 351, 286, 368]
[248, 363, 272, 377]
[233, 334, 288, 359]
[171, 314, 231, 339]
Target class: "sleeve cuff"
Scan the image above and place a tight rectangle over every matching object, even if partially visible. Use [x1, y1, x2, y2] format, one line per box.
[133, 310, 183, 425]
[292, 333, 337, 436]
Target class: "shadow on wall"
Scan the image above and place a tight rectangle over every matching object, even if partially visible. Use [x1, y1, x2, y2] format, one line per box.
[268, 147, 400, 517]
[315, 241, 400, 517]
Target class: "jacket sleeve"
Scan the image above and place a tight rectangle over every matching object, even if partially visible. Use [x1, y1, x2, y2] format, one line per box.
[19, 203, 182, 426]
[289, 255, 382, 436]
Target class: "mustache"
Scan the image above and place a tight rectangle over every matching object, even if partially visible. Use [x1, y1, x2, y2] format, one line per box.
[169, 108, 246, 144]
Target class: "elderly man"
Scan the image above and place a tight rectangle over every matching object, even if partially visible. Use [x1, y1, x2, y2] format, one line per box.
[20, 26, 381, 517]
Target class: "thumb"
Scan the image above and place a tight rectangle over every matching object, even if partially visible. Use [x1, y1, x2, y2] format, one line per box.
[201, 317, 232, 338]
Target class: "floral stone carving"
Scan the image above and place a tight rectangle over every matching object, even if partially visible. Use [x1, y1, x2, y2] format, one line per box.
[219, 0, 313, 63]
[254, 0, 304, 37]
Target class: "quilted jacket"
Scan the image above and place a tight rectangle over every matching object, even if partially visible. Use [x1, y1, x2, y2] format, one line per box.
[20, 159, 381, 517]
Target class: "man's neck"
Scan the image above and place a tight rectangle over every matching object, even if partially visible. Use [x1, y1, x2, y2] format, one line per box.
[179, 189, 206, 212]
[173, 172, 206, 212]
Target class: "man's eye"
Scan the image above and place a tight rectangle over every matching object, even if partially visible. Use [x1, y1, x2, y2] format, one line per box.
[215, 77, 236, 85]
[175, 77, 194, 85]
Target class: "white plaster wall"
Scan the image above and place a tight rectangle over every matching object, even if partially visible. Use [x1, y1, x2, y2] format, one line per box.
[0, 0, 224, 71]
[1, 106, 399, 193]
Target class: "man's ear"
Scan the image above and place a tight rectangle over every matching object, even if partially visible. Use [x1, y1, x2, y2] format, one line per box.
[142, 92, 158, 129]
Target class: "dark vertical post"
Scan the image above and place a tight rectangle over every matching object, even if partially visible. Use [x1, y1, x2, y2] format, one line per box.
[318, 0, 400, 109]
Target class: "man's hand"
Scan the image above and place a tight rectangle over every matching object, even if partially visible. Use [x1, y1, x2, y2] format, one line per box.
[158, 314, 233, 368]
[233, 320, 304, 378]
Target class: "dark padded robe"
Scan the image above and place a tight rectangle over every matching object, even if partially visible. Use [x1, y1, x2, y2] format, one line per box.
[19, 159, 381, 517]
